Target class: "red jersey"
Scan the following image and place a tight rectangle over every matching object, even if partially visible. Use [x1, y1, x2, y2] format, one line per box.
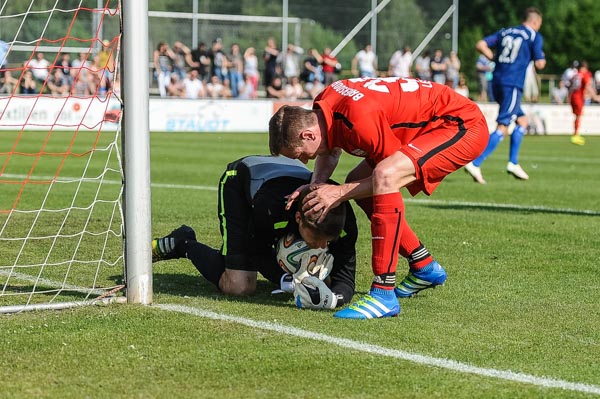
[321, 54, 338, 74]
[313, 77, 485, 165]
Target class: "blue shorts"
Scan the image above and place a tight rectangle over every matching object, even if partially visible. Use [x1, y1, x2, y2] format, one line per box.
[492, 83, 524, 126]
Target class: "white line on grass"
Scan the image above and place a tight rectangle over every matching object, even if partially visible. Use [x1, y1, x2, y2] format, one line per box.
[156, 303, 600, 396]
[3, 174, 598, 216]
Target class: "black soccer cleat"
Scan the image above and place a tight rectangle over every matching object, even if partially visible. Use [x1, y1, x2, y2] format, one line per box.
[152, 225, 197, 263]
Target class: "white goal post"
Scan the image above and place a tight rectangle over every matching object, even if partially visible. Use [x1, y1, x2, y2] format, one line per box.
[0, 0, 151, 313]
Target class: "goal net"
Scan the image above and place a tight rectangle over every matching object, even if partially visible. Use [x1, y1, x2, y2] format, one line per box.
[0, 0, 125, 312]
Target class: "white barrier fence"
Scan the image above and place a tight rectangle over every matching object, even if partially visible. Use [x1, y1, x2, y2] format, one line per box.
[1, 97, 599, 135]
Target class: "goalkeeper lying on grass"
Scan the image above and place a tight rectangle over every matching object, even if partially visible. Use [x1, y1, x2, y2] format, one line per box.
[152, 155, 358, 310]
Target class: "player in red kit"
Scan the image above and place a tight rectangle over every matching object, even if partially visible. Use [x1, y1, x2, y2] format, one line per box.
[269, 77, 489, 319]
[568, 61, 600, 145]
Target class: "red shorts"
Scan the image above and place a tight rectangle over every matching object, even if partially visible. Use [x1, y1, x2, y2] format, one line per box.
[399, 111, 489, 196]
[571, 97, 584, 116]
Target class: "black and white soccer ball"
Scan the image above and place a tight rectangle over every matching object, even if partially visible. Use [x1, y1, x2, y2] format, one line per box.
[276, 232, 327, 274]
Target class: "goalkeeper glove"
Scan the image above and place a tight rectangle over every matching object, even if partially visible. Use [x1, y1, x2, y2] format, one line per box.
[294, 276, 338, 310]
[293, 251, 334, 284]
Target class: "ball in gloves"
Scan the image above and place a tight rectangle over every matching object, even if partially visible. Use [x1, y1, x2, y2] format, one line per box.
[276, 232, 328, 274]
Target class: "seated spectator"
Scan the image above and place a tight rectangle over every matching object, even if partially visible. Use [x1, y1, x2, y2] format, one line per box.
[237, 73, 256, 99]
[183, 69, 206, 99]
[454, 75, 469, 98]
[265, 75, 285, 99]
[166, 73, 185, 97]
[0, 70, 18, 95]
[307, 76, 325, 99]
[71, 70, 92, 96]
[47, 68, 71, 96]
[284, 75, 306, 100]
[206, 74, 226, 98]
[551, 79, 568, 104]
[55, 52, 73, 86]
[19, 70, 38, 94]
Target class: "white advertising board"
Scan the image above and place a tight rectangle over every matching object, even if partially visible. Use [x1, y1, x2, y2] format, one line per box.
[2, 96, 599, 135]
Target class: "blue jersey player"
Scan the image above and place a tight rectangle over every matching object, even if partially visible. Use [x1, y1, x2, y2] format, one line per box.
[465, 7, 546, 184]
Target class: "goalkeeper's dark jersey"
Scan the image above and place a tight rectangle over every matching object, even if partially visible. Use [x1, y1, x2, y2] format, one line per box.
[221, 155, 357, 303]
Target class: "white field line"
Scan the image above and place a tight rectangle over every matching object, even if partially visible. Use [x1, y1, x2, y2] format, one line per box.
[3, 264, 599, 396]
[2, 174, 599, 216]
[157, 303, 600, 396]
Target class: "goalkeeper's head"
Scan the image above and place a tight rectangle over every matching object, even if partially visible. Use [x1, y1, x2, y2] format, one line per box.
[295, 186, 346, 249]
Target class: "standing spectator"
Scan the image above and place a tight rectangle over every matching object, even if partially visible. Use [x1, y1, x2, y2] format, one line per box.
[568, 61, 600, 145]
[475, 53, 493, 101]
[550, 79, 568, 104]
[153, 41, 175, 97]
[171, 41, 191, 80]
[351, 44, 377, 78]
[28, 52, 50, 83]
[71, 52, 91, 73]
[190, 42, 210, 82]
[523, 61, 539, 102]
[97, 39, 115, 74]
[227, 43, 244, 98]
[182, 69, 206, 99]
[465, 7, 546, 184]
[445, 51, 461, 88]
[279, 44, 304, 83]
[430, 49, 447, 85]
[209, 38, 227, 83]
[19, 70, 38, 94]
[387, 45, 412, 78]
[320, 47, 339, 86]
[413, 50, 431, 81]
[0, 39, 8, 72]
[263, 37, 280, 90]
[243, 47, 259, 98]
[300, 48, 323, 87]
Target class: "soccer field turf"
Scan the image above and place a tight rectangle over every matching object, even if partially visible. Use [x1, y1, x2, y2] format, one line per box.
[1, 132, 599, 398]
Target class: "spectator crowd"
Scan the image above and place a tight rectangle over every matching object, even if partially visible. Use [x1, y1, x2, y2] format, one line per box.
[2, 35, 600, 106]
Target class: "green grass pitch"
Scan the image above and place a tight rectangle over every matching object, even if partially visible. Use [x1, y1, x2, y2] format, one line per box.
[1, 131, 599, 398]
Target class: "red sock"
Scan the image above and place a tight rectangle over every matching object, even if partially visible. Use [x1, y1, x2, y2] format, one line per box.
[371, 192, 403, 289]
[574, 118, 580, 135]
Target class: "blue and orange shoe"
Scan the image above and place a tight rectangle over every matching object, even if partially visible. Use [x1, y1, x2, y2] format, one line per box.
[395, 261, 447, 298]
[333, 287, 400, 319]
[152, 225, 196, 263]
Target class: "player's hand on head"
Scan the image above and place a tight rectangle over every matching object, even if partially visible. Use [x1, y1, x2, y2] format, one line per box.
[284, 184, 310, 211]
[301, 184, 342, 223]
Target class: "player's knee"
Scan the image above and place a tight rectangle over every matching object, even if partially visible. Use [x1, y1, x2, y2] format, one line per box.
[219, 270, 257, 296]
[374, 153, 415, 187]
